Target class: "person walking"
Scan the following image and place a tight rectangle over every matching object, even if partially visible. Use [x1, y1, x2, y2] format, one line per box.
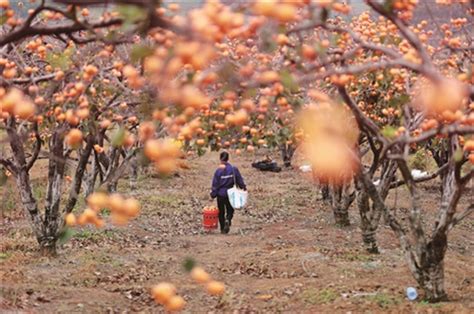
[210, 151, 246, 234]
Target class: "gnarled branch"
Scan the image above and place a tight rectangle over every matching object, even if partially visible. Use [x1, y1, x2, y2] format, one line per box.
[26, 122, 42, 172]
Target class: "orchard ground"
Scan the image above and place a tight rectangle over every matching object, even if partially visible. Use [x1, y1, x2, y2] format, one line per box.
[1, 152, 473, 313]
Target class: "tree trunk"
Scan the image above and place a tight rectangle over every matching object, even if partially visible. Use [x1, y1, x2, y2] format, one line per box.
[42, 130, 66, 256]
[330, 183, 354, 227]
[85, 154, 99, 197]
[414, 231, 449, 302]
[362, 227, 378, 253]
[357, 188, 380, 253]
[107, 181, 118, 193]
[415, 155, 465, 303]
[334, 207, 350, 226]
[104, 147, 123, 193]
[15, 168, 59, 256]
[129, 155, 138, 190]
[280, 143, 295, 167]
[356, 162, 397, 254]
[16, 174, 44, 243]
[7, 118, 48, 253]
[103, 150, 136, 193]
[419, 260, 447, 302]
[321, 184, 330, 201]
[39, 236, 58, 256]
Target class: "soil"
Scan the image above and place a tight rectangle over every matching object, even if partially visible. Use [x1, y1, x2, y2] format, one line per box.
[1, 152, 473, 313]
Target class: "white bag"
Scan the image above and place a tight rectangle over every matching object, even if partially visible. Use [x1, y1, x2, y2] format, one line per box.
[227, 186, 248, 209]
[227, 166, 248, 209]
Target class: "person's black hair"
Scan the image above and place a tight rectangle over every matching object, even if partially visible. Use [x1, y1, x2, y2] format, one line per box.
[220, 151, 229, 162]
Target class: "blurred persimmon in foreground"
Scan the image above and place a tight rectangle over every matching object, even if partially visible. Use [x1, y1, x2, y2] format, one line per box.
[298, 101, 359, 146]
[151, 282, 177, 305]
[1, 88, 36, 118]
[303, 138, 359, 185]
[66, 192, 141, 227]
[144, 138, 183, 175]
[298, 101, 360, 185]
[414, 78, 468, 118]
[65, 129, 83, 147]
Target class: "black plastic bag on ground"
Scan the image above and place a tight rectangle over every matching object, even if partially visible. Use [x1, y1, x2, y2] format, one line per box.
[251, 160, 281, 172]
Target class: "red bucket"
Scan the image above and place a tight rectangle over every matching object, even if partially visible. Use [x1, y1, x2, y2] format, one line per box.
[203, 206, 219, 230]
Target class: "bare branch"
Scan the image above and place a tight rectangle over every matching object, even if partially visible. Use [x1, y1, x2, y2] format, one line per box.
[396, 158, 427, 253]
[299, 58, 423, 86]
[0, 18, 122, 47]
[449, 204, 474, 230]
[390, 163, 449, 189]
[12, 74, 57, 85]
[322, 24, 403, 60]
[64, 133, 95, 214]
[460, 168, 473, 186]
[305, 47, 361, 72]
[0, 158, 17, 174]
[44, 127, 67, 220]
[386, 124, 474, 152]
[365, 133, 382, 176]
[100, 148, 138, 188]
[26, 122, 42, 172]
[337, 86, 384, 139]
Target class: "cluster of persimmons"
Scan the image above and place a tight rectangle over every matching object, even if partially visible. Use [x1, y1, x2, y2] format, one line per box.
[65, 192, 140, 227]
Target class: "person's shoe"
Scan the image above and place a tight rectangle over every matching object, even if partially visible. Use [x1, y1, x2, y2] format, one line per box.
[223, 220, 230, 234]
[220, 228, 226, 234]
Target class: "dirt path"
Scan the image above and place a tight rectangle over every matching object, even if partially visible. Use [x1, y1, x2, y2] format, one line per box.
[1, 153, 473, 313]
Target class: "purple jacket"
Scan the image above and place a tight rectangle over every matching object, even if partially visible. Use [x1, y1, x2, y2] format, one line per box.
[211, 162, 246, 198]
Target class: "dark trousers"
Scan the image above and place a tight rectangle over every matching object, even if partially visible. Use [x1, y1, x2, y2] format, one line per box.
[217, 196, 234, 230]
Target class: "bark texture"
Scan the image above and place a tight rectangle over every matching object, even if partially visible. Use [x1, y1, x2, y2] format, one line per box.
[280, 143, 295, 167]
[330, 183, 355, 227]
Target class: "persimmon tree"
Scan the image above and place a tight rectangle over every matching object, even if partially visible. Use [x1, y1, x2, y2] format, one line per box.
[0, 0, 170, 254]
[275, 0, 473, 302]
[0, 48, 141, 254]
